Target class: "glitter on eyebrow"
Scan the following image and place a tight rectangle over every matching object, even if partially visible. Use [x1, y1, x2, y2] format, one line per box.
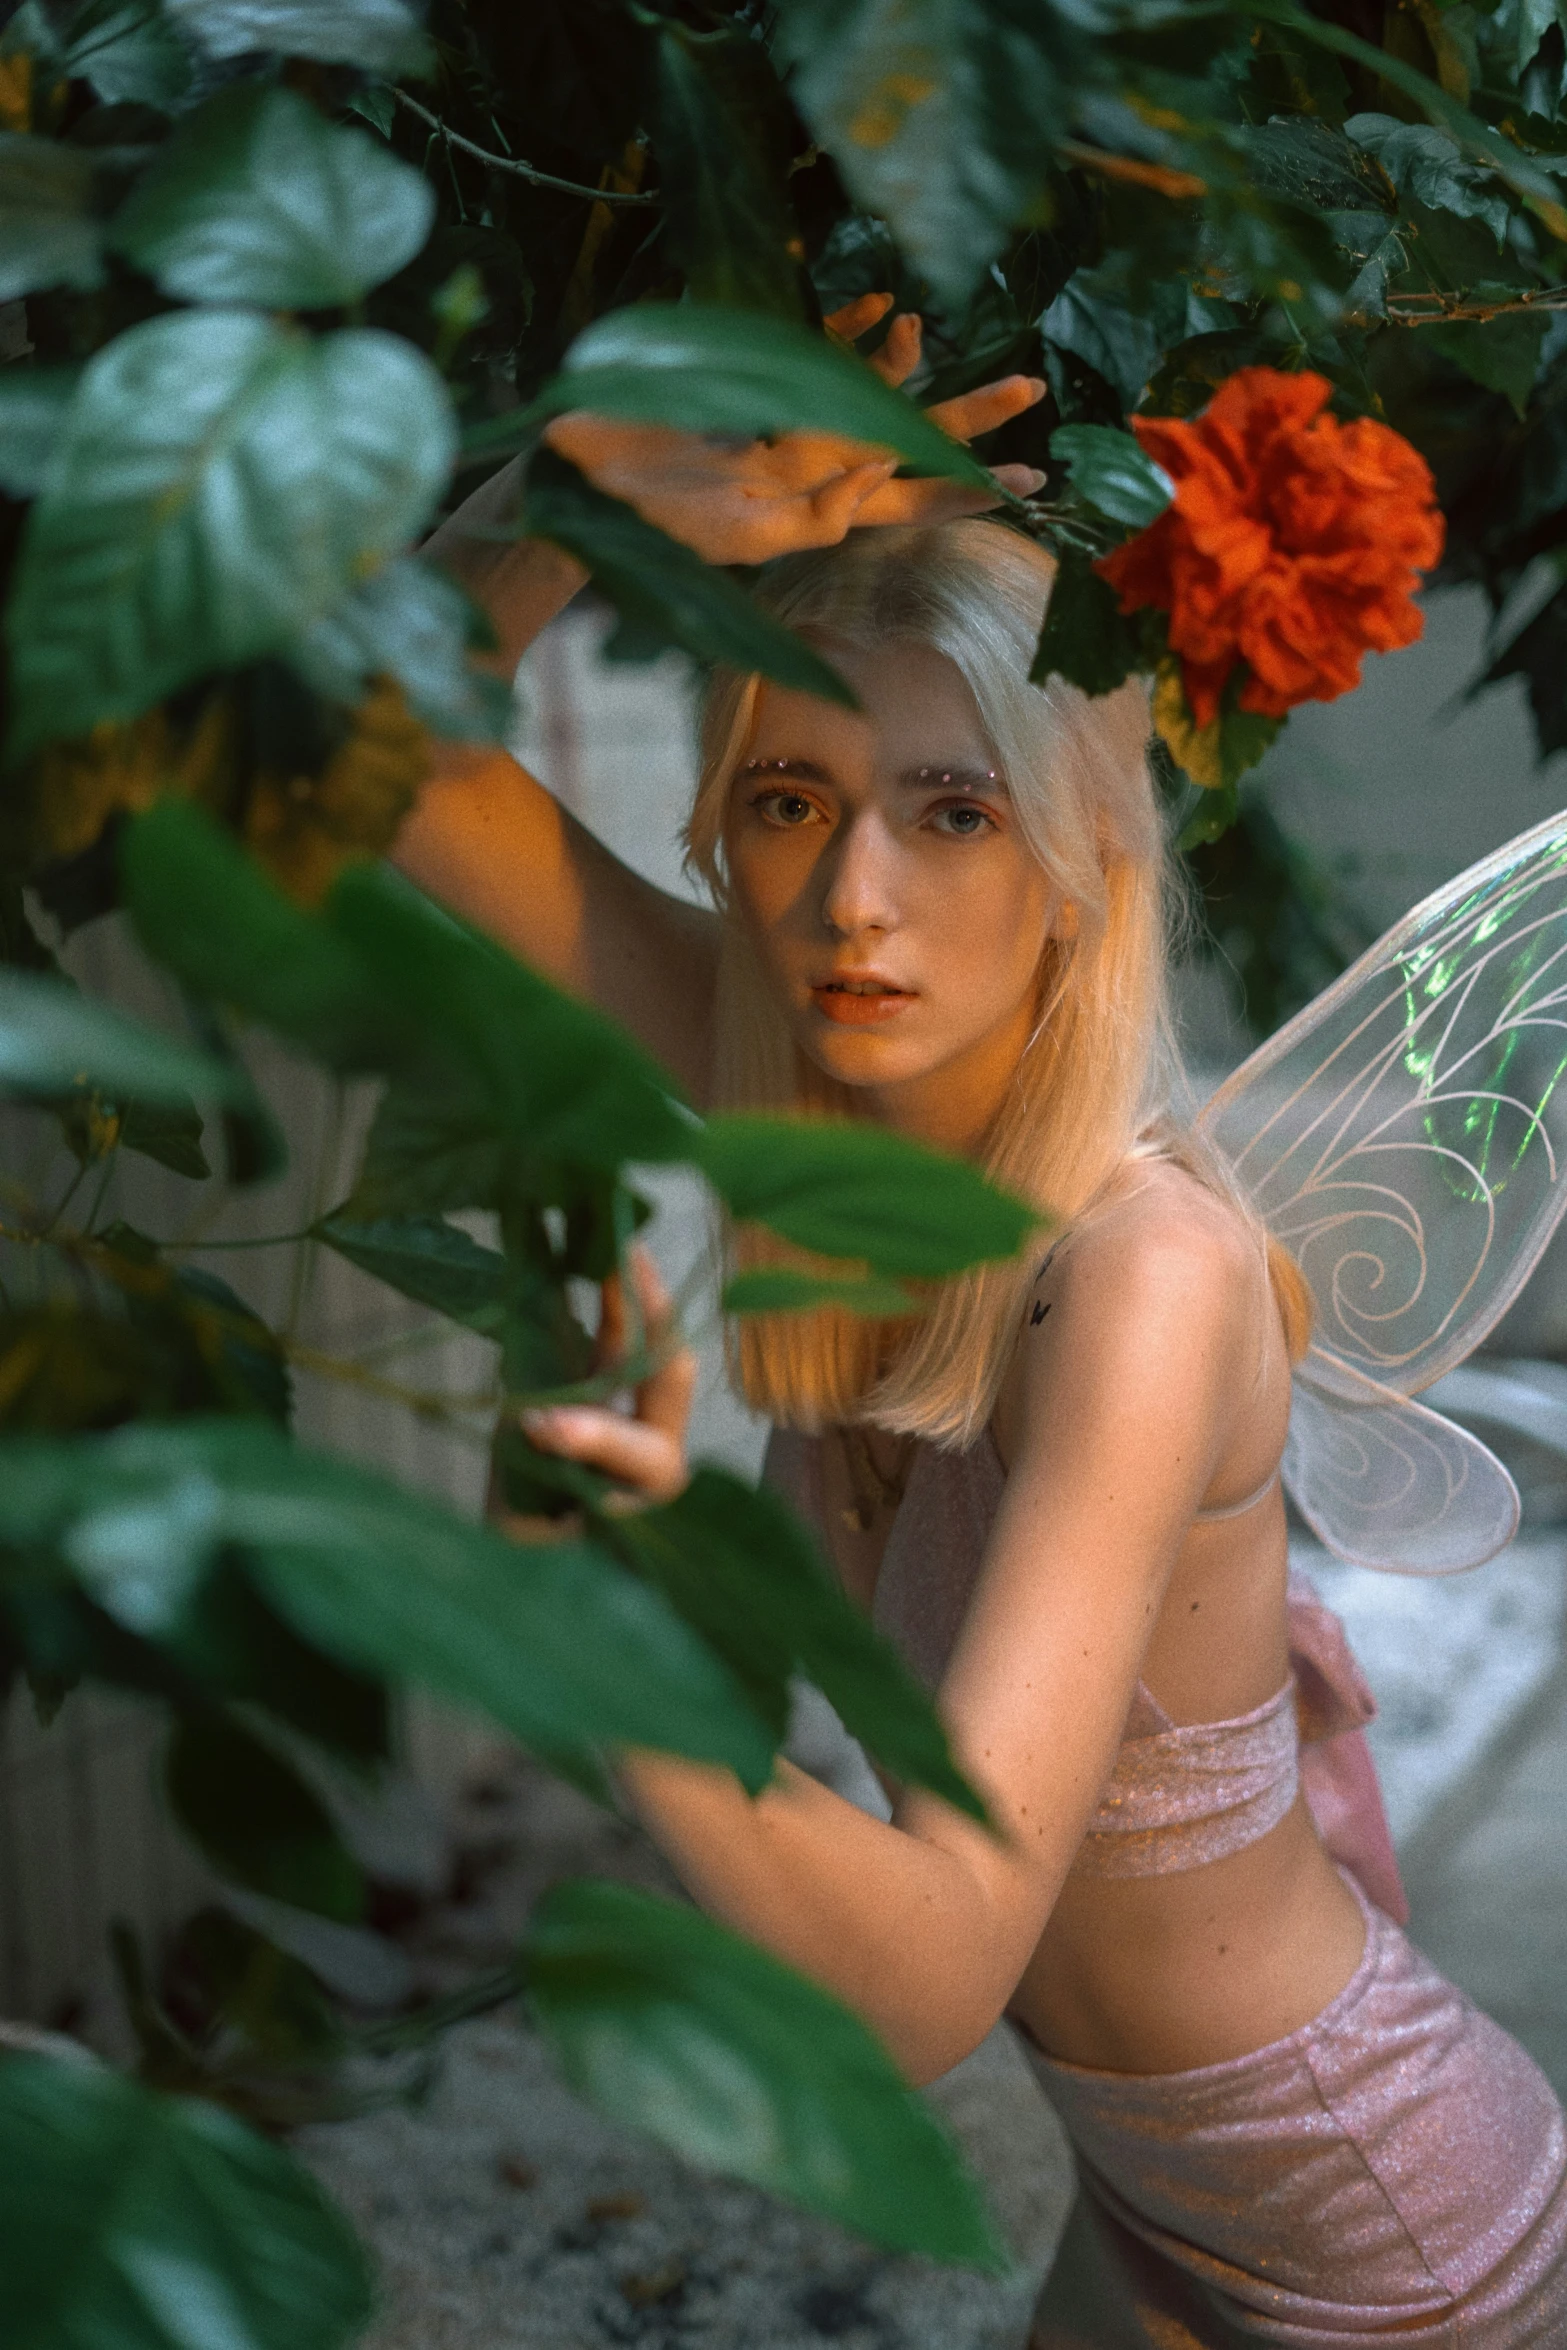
[906, 765, 1001, 788]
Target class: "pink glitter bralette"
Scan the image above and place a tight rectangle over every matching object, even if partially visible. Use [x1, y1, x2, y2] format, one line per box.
[763, 1425, 1330, 1880]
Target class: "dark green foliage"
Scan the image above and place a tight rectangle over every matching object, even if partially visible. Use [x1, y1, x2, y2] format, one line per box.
[5, 0, 1567, 2323]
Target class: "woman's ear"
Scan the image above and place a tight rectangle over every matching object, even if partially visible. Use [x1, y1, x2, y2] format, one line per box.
[1054, 898, 1080, 941]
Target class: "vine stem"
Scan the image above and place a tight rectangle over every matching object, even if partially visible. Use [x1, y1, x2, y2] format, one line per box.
[392, 89, 658, 204]
[1383, 286, 1567, 323]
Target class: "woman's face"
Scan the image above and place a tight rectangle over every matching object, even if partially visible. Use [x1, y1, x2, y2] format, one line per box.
[724, 639, 1065, 1152]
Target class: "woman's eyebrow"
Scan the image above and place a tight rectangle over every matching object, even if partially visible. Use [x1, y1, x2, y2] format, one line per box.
[743, 755, 833, 782]
[895, 763, 1007, 792]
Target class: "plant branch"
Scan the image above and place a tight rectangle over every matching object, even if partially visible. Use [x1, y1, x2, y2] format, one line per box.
[1381, 285, 1567, 323]
[393, 90, 658, 205]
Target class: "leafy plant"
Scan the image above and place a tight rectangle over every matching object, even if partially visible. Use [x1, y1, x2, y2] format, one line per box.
[3, 0, 1567, 2337]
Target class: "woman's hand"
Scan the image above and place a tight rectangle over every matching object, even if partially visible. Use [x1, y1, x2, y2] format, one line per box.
[492, 1247, 697, 1534]
[542, 294, 1048, 569]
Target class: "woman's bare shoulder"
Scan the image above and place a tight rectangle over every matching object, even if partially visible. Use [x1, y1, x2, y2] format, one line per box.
[995, 1157, 1267, 1483]
[1043, 1157, 1263, 1325]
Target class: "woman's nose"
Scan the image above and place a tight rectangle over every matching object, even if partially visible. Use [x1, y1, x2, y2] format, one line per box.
[819, 810, 901, 938]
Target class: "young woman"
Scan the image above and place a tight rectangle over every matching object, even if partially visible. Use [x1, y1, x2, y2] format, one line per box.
[392, 306, 1567, 2345]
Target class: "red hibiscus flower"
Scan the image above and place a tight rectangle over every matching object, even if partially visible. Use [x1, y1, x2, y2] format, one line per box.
[1096, 369, 1445, 729]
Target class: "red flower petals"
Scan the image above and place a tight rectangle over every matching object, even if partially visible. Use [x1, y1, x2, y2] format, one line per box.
[1096, 369, 1445, 728]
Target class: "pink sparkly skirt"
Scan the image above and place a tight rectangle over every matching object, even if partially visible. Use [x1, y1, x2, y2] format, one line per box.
[1021, 1874, 1567, 2346]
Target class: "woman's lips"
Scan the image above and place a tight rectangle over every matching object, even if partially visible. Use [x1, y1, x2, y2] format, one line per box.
[809, 980, 916, 1026]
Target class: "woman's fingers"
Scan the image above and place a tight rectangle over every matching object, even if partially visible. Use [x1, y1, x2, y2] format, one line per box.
[925, 373, 1049, 445]
[824, 291, 895, 345]
[864, 309, 922, 388]
[519, 1403, 688, 1506]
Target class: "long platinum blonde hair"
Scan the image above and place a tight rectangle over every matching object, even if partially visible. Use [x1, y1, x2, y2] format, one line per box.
[684, 519, 1306, 1445]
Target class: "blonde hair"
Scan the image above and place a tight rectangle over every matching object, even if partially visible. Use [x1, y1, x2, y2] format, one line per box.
[685, 520, 1306, 1442]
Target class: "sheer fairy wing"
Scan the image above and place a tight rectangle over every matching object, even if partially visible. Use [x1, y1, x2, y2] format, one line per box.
[1285, 1353, 1519, 1574]
[1197, 806, 1567, 1570]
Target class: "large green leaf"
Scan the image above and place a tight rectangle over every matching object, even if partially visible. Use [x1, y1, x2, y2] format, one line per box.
[112, 81, 435, 309]
[0, 968, 248, 1108]
[164, 0, 429, 72]
[292, 557, 512, 742]
[486, 305, 993, 489]
[694, 1113, 1038, 1276]
[654, 22, 802, 318]
[122, 802, 405, 1071]
[0, 1418, 779, 1786]
[0, 367, 79, 499]
[316, 1211, 509, 1334]
[1050, 424, 1173, 532]
[6, 312, 455, 760]
[52, 0, 195, 107]
[615, 1467, 987, 1818]
[523, 449, 855, 704]
[0, 135, 103, 303]
[0, 2054, 372, 2350]
[326, 860, 696, 1168]
[165, 1711, 366, 1921]
[771, 0, 1075, 312]
[527, 1879, 1005, 2266]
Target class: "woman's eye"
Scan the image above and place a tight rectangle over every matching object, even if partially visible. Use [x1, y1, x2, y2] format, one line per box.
[755, 791, 820, 827]
[930, 802, 996, 838]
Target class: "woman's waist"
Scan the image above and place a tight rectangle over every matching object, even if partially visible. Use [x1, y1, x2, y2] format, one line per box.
[1009, 1800, 1366, 2074]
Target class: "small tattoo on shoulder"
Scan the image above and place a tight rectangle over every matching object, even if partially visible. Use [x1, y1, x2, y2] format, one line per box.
[1030, 1300, 1050, 1326]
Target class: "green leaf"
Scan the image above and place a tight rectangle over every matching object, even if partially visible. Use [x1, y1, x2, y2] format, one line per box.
[0, 2054, 372, 2350]
[6, 312, 455, 761]
[57, 0, 195, 107]
[0, 968, 250, 1109]
[524, 449, 856, 705]
[164, 0, 430, 73]
[1042, 268, 1166, 414]
[291, 557, 513, 742]
[112, 81, 435, 309]
[166, 1557, 390, 1763]
[115, 1097, 210, 1181]
[694, 1114, 1037, 1276]
[326, 860, 696, 1168]
[1344, 113, 1511, 243]
[0, 1417, 778, 1785]
[0, 365, 78, 497]
[616, 1467, 987, 1818]
[721, 1268, 916, 1317]
[122, 802, 404, 1071]
[527, 1879, 1005, 2267]
[0, 135, 103, 303]
[1238, 115, 1398, 219]
[1049, 424, 1173, 531]
[166, 1711, 366, 1920]
[1030, 555, 1159, 700]
[654, 23, 802, 318]
[771, 0, 1074, 312]
[317, 1211, 508, 1334]
[1424, 313, 1548, 414]
[487, 305, 993, 490]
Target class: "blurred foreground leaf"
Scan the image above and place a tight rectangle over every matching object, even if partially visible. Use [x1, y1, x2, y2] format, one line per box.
[528, 1879, 1006, 2267]
[0, 2053, 372, 2350]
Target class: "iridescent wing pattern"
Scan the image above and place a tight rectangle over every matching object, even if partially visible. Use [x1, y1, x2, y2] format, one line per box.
[1200, 809, 1567, 1571]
